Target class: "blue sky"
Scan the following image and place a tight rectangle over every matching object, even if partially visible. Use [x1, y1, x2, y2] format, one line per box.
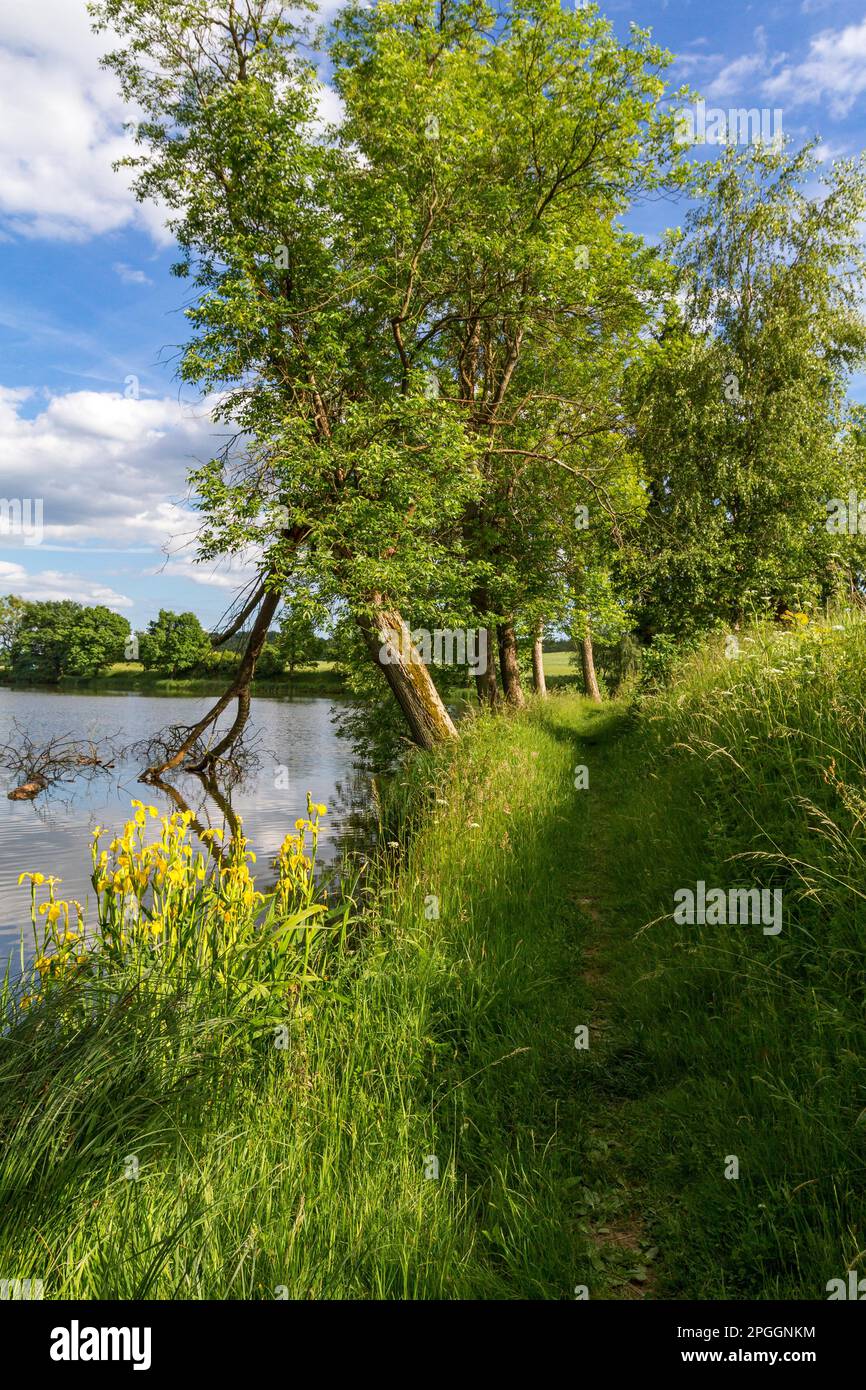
[0, 0, 864, 630]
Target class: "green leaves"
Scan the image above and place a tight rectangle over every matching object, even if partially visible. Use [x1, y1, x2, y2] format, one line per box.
[8, 600, 130, 682]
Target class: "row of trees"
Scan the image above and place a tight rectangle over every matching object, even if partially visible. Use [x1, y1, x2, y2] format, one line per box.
[85, 0, 866, 773]
[0, 598, 324, 682]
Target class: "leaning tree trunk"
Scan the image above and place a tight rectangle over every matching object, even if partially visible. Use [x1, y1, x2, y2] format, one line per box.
[141, 588, 281, 781]
[531, 620, 547, 698]
[497, 619, 526, 708]
[357, 597, 457, 749]
[580, 632, 602, 705]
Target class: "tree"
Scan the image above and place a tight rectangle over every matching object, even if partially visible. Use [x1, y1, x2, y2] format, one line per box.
[0, 596, 27, 663]
[92, 0, 685, 771]
[139, 609, 211, 677]
[276, 606, 322, 676]
[625, 142, 866, 641]
[10, 602, 130, 682]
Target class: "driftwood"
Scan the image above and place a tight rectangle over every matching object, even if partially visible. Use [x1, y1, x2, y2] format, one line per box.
[8, 774, 49, 801]
[1, 725, 118, 801]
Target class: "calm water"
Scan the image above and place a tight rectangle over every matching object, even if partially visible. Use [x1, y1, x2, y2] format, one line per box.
[0, 687, 370, 967]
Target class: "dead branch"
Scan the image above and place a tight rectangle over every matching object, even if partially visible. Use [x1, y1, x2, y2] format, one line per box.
[0, 725, 118, 801]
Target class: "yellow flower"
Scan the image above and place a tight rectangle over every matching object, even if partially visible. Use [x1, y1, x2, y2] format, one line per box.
[18, 871, 45, 886]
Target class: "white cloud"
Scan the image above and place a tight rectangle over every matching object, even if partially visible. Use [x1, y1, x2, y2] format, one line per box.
[763, 18, 866, 118]
[706, 54, 766, 101]
[314, 80, 345, 132]
[157, 556, 261, 590]
[0, 1, 169, 242]
[0, 559, 132, 609]
[0, 386, 221, 554]
[0, 2, 341, 244]
[113, 262, 153, 286]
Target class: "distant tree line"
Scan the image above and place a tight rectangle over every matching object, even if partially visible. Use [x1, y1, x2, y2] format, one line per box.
[0, 596, 328, 684]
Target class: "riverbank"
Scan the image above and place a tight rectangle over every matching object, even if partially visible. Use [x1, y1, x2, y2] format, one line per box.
[0, 616, 863, 1297]
[0, 660, 347, 699]
[0, 652, 583, 700]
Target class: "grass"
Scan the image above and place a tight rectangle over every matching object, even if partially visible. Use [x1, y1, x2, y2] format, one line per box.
[0, 613, 864, 1298]
[541, 649, 579, 678]
[0, 697, 616, 1298]
[56, 658, 346, 695]
[566, 612, 866, 1298]
[0, 660, 345, 698]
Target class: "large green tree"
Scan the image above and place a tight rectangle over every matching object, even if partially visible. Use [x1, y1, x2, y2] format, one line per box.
[10, 601, 130, 682]
[626, 142, 866, 640]
[139, 609, 211, 676]
[92, 0, 684, 764]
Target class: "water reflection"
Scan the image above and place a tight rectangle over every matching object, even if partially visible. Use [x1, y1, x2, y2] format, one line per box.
[0, 688, 372, 964]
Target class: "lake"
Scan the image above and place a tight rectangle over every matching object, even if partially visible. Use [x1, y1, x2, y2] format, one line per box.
[0, 687, 370, 969]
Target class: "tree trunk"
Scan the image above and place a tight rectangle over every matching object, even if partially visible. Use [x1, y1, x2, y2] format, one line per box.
[470, 587, 498, 709]
[357, 597, 458, 749]
[141, 588, 280, 780]
[475, 625, 499, 708]
[497, 619, 526, 708]
[580, 633, 602, 704]
[531, 620, 547, 697]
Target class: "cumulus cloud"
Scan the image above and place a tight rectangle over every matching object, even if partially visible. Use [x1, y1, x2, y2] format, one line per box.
[706, 53, 768, 102]
[0, 386, 222, 554]
[0, 559, 132, 608]
[762, 18, 866, 118]
[157, 555, 262, 590]
[0, 1, 168, 242]
[0, 3, 344, 244]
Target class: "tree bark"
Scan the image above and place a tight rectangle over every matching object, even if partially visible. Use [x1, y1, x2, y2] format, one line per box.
[531, 620, 547, 697]
[357, 597, 458, 749]
[474, 625, 499, 708]
[580, 632, 602, 704]
[470, 587, 498, 709]
[497, 619, 526, 708]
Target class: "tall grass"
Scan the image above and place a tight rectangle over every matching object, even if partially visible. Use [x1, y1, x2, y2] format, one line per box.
[577, 612, 866, 1297]
[3, 614, 865, 1300]
[0, 702, 609, 1299]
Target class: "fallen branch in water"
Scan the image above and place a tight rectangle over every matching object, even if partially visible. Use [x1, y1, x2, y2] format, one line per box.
[0, 724, 119, 801]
